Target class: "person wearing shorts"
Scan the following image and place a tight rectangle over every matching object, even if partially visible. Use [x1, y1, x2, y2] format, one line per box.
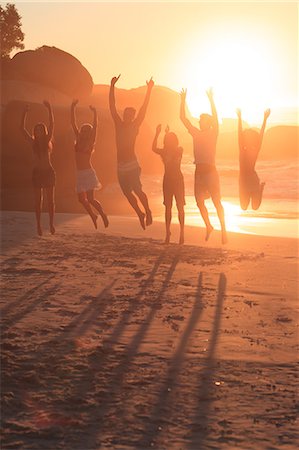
[236, 108, 270, 210]
[109, 74, 154, 230]
[180, 88, 227, 244]
[21, 101, 56, 236]
[152, 124, 185, 244]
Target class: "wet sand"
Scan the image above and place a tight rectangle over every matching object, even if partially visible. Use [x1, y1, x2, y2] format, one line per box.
[1, 211, 298, 449]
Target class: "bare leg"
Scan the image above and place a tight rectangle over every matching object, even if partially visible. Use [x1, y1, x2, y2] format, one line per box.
[87, 190, 109, 228]
[78, 192, 98, 229]
[197, 199, 214, 241]
[125, 191, 146, 230]
[134, 189, 152, 226]
[212, 196, 227, 244]
[177, 205, 185, 245]
[34, 187, 43, 236]
[251, 182, 265, 210]
[165, 205, 171, 244]
[45, 186, 55, 234]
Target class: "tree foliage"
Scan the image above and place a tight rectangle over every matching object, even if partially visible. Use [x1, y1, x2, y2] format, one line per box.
[0, 3, 24, 59]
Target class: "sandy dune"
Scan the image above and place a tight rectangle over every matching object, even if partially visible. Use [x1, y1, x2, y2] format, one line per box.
[1, 211, 298, 449]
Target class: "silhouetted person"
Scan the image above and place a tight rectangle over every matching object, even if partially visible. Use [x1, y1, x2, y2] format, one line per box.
[237, 108, 270, 210]
[71, 100, 109, 229]
[21, 101, 56, 236]
[180, 88, 227, 244]
[152, 125, 185, 244]
[109, 74, 154, 229]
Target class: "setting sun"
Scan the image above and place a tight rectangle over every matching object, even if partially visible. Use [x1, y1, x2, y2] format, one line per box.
[178, 30, 277, 122]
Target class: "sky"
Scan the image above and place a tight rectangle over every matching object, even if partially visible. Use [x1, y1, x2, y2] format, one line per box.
[10, 1, 299, 123]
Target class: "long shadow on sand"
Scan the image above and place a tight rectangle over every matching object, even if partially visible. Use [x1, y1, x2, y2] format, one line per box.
[134, 271, 205, 449]
[70, 248, 181, 449]
[187, 272, 227, 449]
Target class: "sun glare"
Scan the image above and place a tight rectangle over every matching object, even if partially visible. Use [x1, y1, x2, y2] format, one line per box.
[179, 32, 275, 123]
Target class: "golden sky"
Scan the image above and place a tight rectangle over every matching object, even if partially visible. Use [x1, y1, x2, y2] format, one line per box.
[14, 1, 298, 122]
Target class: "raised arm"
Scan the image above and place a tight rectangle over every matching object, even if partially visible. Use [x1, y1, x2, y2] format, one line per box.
[180, 88, 195, 133]
[89, 105, 98, 142]
[236, 108, 243, 150]
[206, 88, 218, 135]
[71, 99, 79, 137]
[43, 100, 54, 141]
[109, 75, 121, 124]
[20, 104, 33, 143]
[152, 124, 162, 154]
[259, 108, 271, 144]
[135, 77, 154, 127]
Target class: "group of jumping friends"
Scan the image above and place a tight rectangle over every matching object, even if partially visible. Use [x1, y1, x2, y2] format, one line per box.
[21, 75, 271, 244]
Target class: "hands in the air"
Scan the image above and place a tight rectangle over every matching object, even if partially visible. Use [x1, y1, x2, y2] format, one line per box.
[180, 88, 187, 101]
[236, 108, 242, 119]
[146, 77, 154, 90]
[264, 108, 271, 119]
[155, 124, 162, 135]
[111, 74, 121, 86]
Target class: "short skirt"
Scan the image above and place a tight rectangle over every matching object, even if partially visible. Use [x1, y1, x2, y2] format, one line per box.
[76, 168, 101, 193]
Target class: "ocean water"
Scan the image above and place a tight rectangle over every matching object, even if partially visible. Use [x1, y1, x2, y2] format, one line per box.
[143, 159, 299, 239]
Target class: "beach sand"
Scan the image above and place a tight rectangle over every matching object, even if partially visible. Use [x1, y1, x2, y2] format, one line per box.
[1, 211, 298, 449]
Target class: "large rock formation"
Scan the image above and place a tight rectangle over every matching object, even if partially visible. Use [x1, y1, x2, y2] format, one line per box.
[1, 46, 93, 98]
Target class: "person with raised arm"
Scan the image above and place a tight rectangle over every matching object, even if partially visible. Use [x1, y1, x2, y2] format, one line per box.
[152, 124, 185, 244]
[71, 99, 109, 229]
[109, 74, 154, 229]
[21, 101, 56, 236]
[236, 108, 270, 210]
[180, 88, 227, 244]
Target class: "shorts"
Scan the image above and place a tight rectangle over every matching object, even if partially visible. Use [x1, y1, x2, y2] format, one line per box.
[163, 173, 185, 208]
[194, 165, 220, 203]
[32, 167, 55, 188]
[76, 168, 101, 193]
[239, 170, 260, 195]
[117, 161, 142, 195]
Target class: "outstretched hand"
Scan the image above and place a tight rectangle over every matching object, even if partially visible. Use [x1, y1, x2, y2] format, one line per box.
[155, 124, 162, 135]
[72, 99, 79, 108]
[206, 87, 214, 100]
[180, 88, 187, 101]
[264, 108, 271, 119]
[111, 74, 121, 86]
[146, 77, 154, 89]
[165, 125, 170, 134]
[236, 108, 242, 118]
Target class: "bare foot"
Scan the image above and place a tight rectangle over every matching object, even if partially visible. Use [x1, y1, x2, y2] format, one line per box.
[92, 214, 98, 229]
[50, 224, 55, 235]
[146, 210, 152, 226]
[101, 213, 109, 228]
[222, 230, 228, 244]
[165, 232, 171, 244]
[37, 225, 43, 236]
[179, 234, 184, 245]
[205, 225, 214, 241]
[138, 212, 146, 230]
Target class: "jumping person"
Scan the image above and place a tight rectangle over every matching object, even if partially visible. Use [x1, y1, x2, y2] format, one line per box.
[152, 125, 185, 244]
[180, 88, 227, 244]
[109, 74, 154, 229]
[21, 101, 56, 236]
[236, 108, 270, 210]
[71, 100, 109, 229]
